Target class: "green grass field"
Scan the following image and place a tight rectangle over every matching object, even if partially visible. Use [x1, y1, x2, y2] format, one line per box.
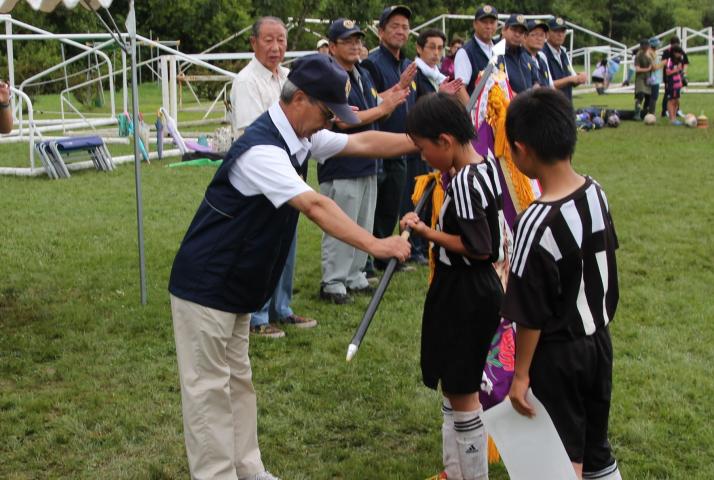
[1, 88, 713, 479]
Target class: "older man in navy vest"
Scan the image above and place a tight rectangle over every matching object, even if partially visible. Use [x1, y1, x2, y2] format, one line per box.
[542, 16, 586, 100]
[318, 19, 410, 304]
[169, 54, 412, 480]
[454, 4, 498, 102]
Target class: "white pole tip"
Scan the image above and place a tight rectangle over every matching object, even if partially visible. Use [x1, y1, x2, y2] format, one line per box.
[346, 344, 358, 362]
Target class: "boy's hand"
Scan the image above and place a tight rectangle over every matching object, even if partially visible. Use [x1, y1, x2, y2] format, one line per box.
[508, 375, 536, 418]
[400, 212, 428, 235]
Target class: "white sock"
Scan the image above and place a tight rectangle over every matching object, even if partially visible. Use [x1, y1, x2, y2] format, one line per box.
[583, 461, 621, 480]
[441, 398, 461, 479]
[453, 408, 488, 480]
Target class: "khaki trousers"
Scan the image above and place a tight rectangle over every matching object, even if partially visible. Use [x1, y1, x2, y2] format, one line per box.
[170, 294, 263, 480]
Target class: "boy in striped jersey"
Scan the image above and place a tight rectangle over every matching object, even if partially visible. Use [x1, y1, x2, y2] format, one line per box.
[401, 93, 505, 480]
[503, 88, 621, 480]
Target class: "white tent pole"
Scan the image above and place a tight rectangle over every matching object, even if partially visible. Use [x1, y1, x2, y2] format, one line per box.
[5, 17, 15, 116]
[127, 0, 147, 304]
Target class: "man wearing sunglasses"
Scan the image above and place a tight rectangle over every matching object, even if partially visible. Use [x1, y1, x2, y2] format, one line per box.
[168, 54, 415, 480]
[317, 18, 410, 304]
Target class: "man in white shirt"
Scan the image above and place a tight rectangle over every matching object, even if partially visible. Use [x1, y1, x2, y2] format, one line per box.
[229, 16, 316, 337]
[230, 17, 289, 140]
[454, 4, 498, 103]
[169, 53, 414, 480]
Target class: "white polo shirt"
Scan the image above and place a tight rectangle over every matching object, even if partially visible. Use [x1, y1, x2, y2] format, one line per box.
[229, 56, 290, 139]
[228, 102, 348, 208]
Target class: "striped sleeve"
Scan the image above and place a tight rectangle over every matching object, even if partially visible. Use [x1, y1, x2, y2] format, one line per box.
[501, 205, 560, 330]
[452, 165, 486, 221]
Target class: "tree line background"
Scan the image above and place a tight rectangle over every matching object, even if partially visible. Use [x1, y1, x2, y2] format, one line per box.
[2, 0, 713, 95]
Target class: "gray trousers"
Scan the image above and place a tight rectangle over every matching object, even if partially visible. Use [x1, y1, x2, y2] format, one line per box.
[319, 175, 377, 294]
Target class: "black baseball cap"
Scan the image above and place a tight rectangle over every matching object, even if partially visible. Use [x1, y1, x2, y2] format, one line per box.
[288, 54, 359, 125]
[548, 16, 567, 31]
[527, 19, 549, 33]
[474, 4, 498, 20]
[378, 5, 412, 28]
[504, 14, 528, 30]
[328, 18, 365, 42]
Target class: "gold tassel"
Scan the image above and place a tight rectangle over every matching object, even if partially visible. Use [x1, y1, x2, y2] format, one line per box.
[411, 172, 444, 285]
[486, 85, 536, 214]
[488, 435, 501, 464]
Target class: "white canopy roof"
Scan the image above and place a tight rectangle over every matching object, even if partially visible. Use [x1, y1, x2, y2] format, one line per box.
[0, 0, 112, 13]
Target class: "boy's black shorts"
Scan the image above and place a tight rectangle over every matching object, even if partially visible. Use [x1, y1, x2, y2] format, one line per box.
[530, 326, 616, 471]
[421, 263, 503, 394]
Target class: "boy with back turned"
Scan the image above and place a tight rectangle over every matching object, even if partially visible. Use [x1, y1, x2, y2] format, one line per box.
[503, 88, 622, 480]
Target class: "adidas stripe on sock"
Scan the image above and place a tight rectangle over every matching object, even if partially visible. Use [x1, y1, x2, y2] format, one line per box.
[453, 408, 488, 480]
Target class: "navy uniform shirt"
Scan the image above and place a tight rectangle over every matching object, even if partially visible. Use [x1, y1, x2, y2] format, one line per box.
[361, 44, 416, 134]
[318, 63, 381, 183]
[497, 46, 538, 94]
[543, 43, 574, 99]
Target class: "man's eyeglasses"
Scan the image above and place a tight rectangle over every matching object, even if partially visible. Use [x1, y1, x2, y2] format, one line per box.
[318, 103, 335, 122]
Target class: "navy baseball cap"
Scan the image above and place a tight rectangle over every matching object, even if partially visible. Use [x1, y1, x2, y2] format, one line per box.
[504, 14, 528, 30]
[288, 54, 359, 125]
[378, 5, 411, 28]
[548, 16, 567, 31]
[527, 19, 549, 33]
[474, 4, 498, 20]
[328, 18, 365, 42]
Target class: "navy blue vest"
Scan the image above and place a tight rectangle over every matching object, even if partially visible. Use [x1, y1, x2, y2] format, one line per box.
[497, 46, 537, 94]
[462, 37, 491, 95]
[543, 44, 573, 99]
[532, 53, 551, 86]
[361, 44, 416, 134]
[168, 111, 308, 313]
[318, 63, 380, 184]
[415, 68, 437, 99]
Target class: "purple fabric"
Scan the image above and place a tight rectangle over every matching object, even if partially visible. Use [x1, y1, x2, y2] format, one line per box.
[185, 141, 214, 153]
[480, 319, 516, 410]
[473, 123, 518, 227]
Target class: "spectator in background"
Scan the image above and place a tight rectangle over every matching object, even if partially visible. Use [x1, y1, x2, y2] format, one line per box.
[361, 5, 418, 272]
[496, 14, 539, 95]
[543, 16, 586, 101]
[525, 19, 553, 88]
[440, 36, 464, 80]
[359, 44, 370, 62]
[0, 80, 13, 133]
[455, 4, 498, 103]
[647, 37, 665, 115]
[633, 39, 653, 120]
[230, 16, 317, 338]
[318, 19, 409, 304]
[591, 58, 608, 94]
[661, 36, 690, 117]
[317, 38, 329, 54]
[665, 46, 686, 125]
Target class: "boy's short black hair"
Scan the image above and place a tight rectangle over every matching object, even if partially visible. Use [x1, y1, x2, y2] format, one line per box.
[406, 93, 474, 144]
[416, 29, 447, 48]
[670, 45, 684, 56]
[505, 88, 576, 164]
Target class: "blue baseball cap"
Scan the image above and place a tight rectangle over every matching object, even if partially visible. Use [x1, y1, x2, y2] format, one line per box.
[474, 4, 498, 20]
[378, 5, 412, 28]
[548, 16, 567, 31]
[328, 18, 365, 42]
[527, 19, 549, 32]
[288, 54, 359, 125]
[504, 14, 528, 30]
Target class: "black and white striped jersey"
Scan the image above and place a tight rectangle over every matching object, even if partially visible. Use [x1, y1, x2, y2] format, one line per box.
[501, 177, 619, 341]
[434, 154, 506, 267]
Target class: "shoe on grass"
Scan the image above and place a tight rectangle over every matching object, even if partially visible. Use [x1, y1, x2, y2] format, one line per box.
[319, 287, 352, 305]
[239, 471, 281, 480]
[671, 120, 683, 126]
[278, 313, 317, 328]
[249, 324, 285, 338]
